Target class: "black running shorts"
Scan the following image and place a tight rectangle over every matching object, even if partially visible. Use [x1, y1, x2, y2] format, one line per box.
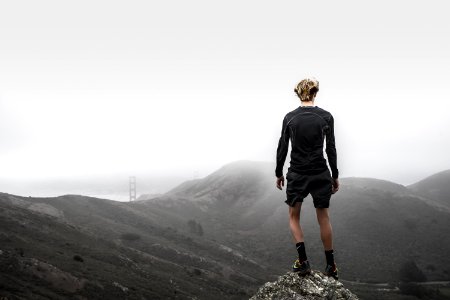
[285, 168, 333, 208]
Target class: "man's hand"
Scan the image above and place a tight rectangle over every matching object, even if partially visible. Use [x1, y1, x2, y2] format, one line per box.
[332, 178, 340, 194]
[276, 176, 285, 190]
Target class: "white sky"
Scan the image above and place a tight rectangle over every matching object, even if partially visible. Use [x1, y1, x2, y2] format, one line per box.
[1, 0, 450, 186]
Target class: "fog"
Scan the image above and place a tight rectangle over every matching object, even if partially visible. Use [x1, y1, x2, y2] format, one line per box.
[1, 0, 450, 199]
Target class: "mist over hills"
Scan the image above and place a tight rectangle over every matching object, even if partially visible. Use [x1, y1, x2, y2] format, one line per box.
[0, 174, 190, 202]
[1, 160, 450, 299]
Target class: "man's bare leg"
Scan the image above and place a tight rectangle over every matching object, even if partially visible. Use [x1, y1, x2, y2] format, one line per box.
[288, 201, 304, 243]
[316, 207, 333, 250]
[316, 207, 338, 277]
[289, 201, 310, 273]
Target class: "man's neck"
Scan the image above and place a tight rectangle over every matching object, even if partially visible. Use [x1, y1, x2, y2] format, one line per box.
[300, 101, 315, 107]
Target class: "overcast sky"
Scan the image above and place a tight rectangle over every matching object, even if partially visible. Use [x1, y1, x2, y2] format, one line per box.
[1, 0, 449, 188]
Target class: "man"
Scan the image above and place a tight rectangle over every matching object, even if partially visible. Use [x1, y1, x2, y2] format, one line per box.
[275, 77, 340, 279]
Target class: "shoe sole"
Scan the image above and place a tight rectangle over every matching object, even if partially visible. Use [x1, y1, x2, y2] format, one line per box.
[325, 265, 339, 280]
[326, 273, 338, 280]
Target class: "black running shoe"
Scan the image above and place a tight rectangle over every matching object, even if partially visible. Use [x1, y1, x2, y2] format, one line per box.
[292, 259, 311, 276]
[325, 263, 339, 280]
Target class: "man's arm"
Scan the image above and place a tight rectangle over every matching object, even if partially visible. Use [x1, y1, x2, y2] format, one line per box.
[275, 115, 290, 178]
[325, 114, 339, 179]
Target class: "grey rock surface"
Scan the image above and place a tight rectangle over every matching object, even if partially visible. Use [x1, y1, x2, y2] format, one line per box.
[250, 270, 358, 300]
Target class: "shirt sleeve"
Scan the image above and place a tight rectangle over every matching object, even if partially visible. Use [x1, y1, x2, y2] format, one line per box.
[275, 115, 290, 178]
[325, 114, 339, 179]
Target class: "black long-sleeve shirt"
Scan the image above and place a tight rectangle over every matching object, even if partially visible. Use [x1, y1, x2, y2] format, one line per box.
[275, 105, 338, 179]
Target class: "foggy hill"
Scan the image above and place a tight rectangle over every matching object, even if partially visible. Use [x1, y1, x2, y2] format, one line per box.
[338, 177, 409, 194]
[135, 160, 450, 283]
[156, 160, 281, 231]
[408, 169, 450, 208]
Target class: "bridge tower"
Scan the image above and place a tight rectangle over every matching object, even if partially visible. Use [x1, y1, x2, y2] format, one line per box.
[129, 176, 136, 201]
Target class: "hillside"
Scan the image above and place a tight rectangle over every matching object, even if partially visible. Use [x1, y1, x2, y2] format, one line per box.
[2, 161, 450, 299]
[408, 169, 450, 208]
[0, 192, 269, 299]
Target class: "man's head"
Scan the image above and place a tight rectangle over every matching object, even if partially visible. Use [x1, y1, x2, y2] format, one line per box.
[294, 77, 319, 102]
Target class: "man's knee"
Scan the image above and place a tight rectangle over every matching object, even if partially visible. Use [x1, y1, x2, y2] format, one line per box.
[316, 208, 330, 224]
[288, 203, 302, 219]
[289, 212, 300, 221]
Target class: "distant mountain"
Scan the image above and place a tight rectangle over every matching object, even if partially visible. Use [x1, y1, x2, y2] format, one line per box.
[339, 177, 409, 194]
[137, 193, 164, 201]
[408, 169, 450, 208]
[161, 160, 281, 231]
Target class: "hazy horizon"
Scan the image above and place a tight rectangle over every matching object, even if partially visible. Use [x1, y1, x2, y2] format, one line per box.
[1, 159, 448, 202]
[1, 0, 450, 195]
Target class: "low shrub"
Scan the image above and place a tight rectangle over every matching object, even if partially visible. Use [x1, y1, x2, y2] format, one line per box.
[73, 255, 84, 262]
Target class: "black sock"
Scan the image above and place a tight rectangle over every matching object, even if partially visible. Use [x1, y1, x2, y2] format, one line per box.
[325, 249, 335, 266]
[296, 242, 307, 262]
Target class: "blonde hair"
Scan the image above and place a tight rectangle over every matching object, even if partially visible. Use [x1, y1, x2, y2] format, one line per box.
[294, 77, 319, 102]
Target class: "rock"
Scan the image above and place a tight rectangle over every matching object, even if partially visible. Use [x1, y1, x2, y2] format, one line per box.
[112, 281, 129, 293]
[250, 270, 358, 300]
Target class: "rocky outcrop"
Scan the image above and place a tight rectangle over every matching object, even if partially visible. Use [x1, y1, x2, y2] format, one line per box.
[250, 270, 358, 300]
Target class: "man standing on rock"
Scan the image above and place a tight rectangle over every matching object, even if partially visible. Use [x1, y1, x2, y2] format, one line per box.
[275, 77, 340, 279]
